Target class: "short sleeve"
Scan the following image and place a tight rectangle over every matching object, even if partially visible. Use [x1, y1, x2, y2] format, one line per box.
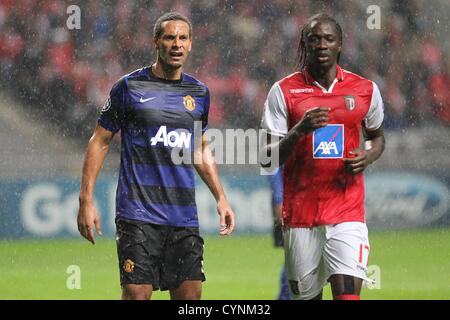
[201, 88, 210, 134]
[364, 81, 384, 130]
[260, 82, 288, 137]
[97, 79, 126, 133]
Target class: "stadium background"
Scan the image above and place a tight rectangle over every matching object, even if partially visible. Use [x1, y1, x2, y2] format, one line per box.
[0, 0, 449, 299]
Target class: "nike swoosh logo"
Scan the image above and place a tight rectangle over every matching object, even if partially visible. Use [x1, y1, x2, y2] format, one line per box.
[140, 97, 156, 103]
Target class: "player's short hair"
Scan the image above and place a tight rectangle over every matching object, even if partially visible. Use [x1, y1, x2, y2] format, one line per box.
[153, 12, 192, 39]
[296, 13, 343, 70]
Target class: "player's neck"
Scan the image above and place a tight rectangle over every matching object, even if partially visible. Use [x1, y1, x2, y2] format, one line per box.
[307, 64, 337, 90]
[152, 61, 183, 81]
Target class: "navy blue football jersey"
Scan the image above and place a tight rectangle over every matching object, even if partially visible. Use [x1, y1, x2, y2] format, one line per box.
[98, 67, 209, 227]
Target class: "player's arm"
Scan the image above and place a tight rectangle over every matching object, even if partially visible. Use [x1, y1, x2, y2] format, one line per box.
[259, 82, 329, 168]
[343, 81, 385, 174]
[261, 107, 330, 168]
[194, 134, 235, 235]
[269, 168, 284, 226]
[343, 126, 385, 174]
[77, 124, 114, 244]
[273, 204, 283, 226]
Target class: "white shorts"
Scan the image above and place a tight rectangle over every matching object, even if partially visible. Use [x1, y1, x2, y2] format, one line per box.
[283, 222, 371, 300]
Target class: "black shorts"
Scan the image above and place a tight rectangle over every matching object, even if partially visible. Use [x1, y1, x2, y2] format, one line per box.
[116, 218, 205, 291]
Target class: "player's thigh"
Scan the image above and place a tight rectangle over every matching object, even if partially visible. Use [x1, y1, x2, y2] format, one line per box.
[116, 218, 165, 288]
[324, 222, 370, 283]
[283, 227, 327, 300]
[170, 280, 202, 300]
[121, 284, 153, 300]
[161, 227, 205, 293]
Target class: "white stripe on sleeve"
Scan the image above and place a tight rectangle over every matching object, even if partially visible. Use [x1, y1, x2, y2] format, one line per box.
[260, 82, 288, 137]
[364, 81, 384, 130]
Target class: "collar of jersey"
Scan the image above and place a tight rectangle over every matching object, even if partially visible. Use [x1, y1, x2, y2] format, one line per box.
[302, 65, 345, 94]
[147, 65, 184, 84]
[303, 65, 345, 85]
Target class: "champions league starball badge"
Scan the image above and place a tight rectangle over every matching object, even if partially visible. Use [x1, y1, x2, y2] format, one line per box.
[101, 97, 111, 112]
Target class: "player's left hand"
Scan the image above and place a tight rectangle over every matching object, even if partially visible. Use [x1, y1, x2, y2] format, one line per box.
[217, 198, 235, 236]
[343, 148, 371, 174]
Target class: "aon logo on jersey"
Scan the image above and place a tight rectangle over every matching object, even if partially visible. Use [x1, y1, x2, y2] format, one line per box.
[150, 126, 191, 148]
[313, 124, 344, 158]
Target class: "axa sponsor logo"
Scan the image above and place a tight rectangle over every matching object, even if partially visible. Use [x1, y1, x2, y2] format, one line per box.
[290, 88, 314, 94]
[150, 125, 191, 148]
[313, 124, 344, 158]
[314, 141, 339, 155]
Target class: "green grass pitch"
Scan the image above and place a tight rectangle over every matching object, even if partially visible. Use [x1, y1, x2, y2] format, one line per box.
[0, 228, 449, 300]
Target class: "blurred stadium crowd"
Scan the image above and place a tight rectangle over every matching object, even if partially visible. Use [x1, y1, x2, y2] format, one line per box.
[0, 0, 448, 140]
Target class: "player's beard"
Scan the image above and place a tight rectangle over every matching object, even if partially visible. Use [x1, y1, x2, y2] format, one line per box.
[160, 50, 187, 69]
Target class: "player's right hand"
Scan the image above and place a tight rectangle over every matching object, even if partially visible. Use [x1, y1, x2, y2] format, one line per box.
[217, 198, 235, 236]
[297, 107, 330, 134]
[77, 201, 102, 244]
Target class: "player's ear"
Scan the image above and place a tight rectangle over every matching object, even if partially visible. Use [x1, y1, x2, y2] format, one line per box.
[152, 36, 159, 50]
[336, 41, 342, 55]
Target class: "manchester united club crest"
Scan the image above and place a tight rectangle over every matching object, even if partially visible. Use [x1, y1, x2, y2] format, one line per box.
[183, 95, 196, 111]
[344, 95, 356, 111]
[123, 259, 135, 273]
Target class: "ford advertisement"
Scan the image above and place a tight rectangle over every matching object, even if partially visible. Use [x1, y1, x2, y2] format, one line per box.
[0, 172, 449, 238]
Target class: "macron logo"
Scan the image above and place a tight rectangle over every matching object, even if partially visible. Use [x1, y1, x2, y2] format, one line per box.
[290, 88, 314, 94]
[150, 126, 191, 148]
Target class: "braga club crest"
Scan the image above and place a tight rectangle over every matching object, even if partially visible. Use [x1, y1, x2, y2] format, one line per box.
[183, 95, 196, 111]
[344, 95, 356, 111]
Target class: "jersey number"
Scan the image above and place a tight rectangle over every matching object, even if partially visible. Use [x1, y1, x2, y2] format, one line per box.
[358, 244, 370, 266]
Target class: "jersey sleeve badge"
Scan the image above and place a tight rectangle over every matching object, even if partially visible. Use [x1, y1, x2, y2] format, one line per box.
[101, 96, 111, 112]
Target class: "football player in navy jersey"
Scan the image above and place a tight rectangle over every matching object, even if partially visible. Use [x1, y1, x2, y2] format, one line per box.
[77, 12, 235, 300]
[268, 166, 291, 300]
